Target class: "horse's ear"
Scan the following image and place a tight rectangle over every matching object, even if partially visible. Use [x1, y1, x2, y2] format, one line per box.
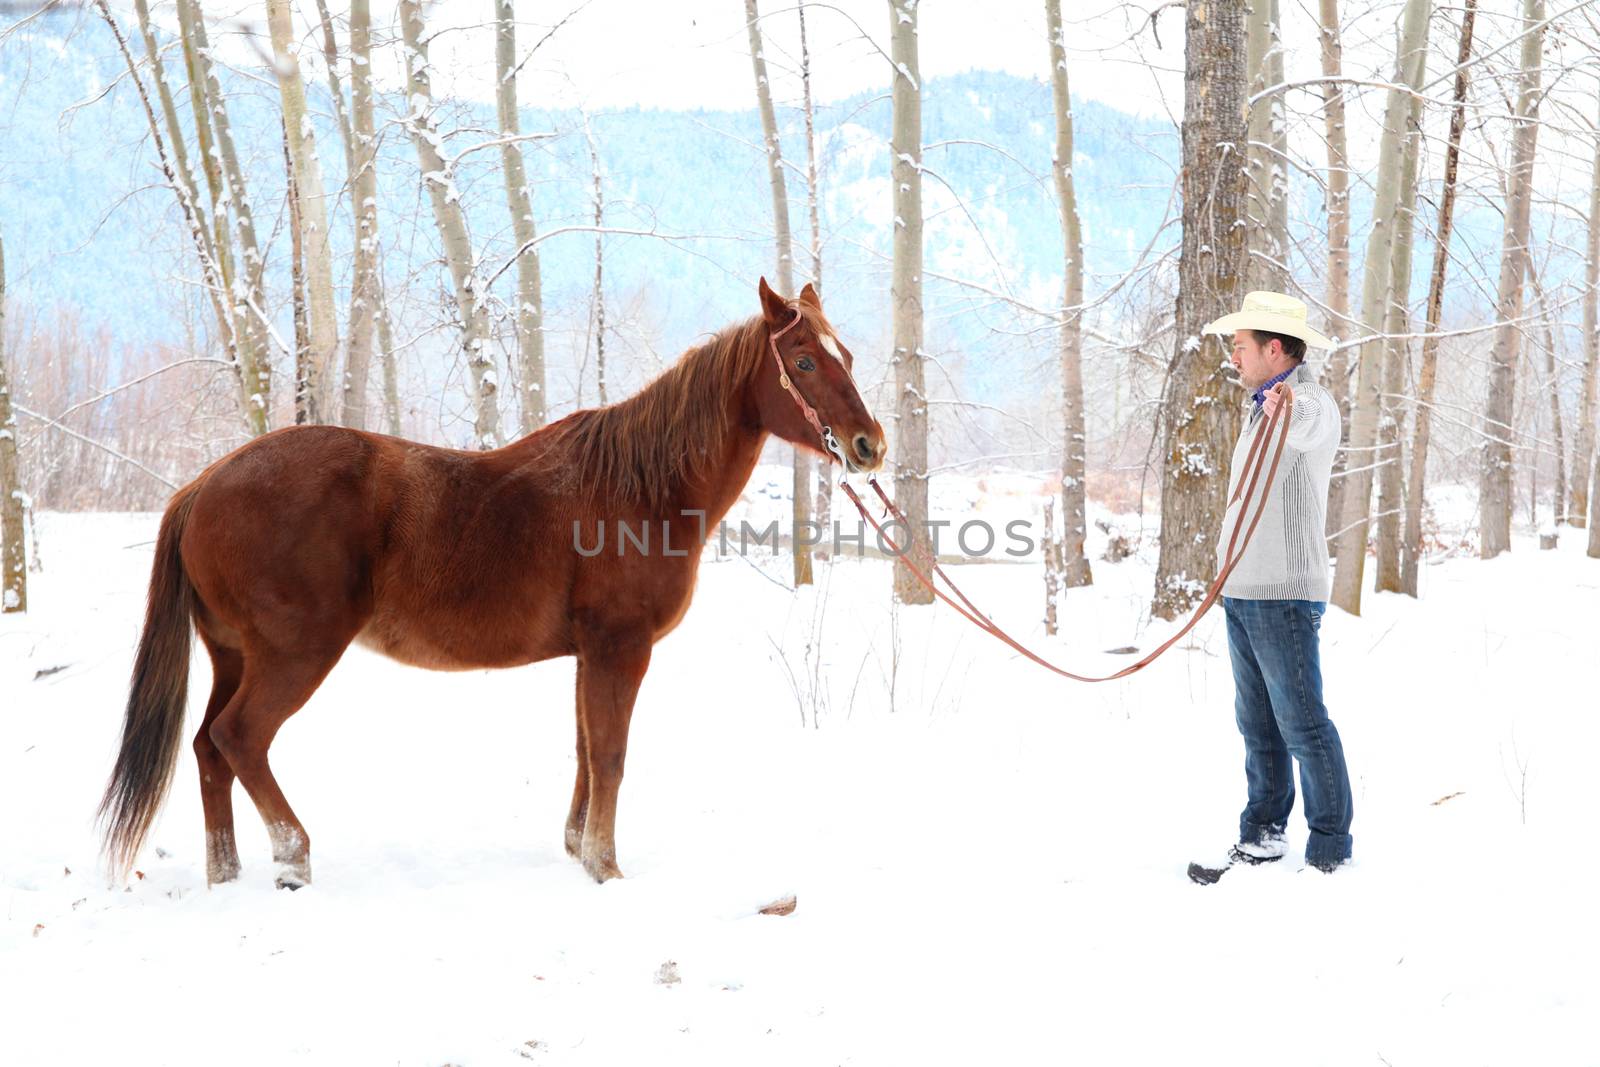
[758, 276, 790, 326]
[797, 282, 822, 310]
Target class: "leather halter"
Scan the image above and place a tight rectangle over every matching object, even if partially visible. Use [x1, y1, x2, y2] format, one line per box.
[767, 306, 1295, 684]
[767, 307, 848, 468]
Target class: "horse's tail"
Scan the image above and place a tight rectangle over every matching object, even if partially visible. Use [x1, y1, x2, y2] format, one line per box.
[99, 482, 201, 877]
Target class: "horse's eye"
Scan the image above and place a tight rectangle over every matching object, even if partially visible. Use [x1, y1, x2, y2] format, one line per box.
[795, 357, 816, 373]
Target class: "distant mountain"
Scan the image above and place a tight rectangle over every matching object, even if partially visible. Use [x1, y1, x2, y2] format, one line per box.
[0, 15, 1171, 395]
[0, 9, 1580, 443]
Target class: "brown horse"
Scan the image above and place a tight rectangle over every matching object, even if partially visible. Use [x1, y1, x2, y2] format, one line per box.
[99, 279, 884, 888]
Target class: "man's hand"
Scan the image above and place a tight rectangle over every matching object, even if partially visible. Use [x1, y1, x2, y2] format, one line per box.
[1262, 382, 1289, 419]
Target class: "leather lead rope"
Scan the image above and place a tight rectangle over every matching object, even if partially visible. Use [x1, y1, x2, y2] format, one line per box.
[835, 393, 1295, 683]
[764, 309, 1297, 682]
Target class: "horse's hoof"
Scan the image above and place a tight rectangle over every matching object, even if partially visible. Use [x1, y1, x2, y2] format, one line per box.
[274, 862, 311, 890]
[582, 856, 623, 883]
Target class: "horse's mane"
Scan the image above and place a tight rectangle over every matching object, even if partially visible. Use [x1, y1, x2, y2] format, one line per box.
[558, 305, 823, 512]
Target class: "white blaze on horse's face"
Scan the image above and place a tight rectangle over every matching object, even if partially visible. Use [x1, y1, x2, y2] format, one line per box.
[818, 332, 845, 366]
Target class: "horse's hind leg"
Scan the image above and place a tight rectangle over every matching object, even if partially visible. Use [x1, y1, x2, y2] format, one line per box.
[564, 658, 590, 860]
[194, 636, 244, 886]
[574, 633, 652, 883]
[209, 645, 346, 889]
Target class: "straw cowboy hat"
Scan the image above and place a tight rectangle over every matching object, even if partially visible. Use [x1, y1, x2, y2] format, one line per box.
[1203, 290, 1334, 350]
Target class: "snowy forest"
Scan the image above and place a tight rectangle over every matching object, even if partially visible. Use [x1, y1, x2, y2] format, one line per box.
[1, 1, 1595, 1064]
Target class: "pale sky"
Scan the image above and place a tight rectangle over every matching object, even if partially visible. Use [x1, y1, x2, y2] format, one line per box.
[129, 1, 1596, 229]
[176, 0, 1192, 117]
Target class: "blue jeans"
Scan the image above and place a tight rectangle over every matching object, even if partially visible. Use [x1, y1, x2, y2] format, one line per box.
[1223, 597, 1353, 866]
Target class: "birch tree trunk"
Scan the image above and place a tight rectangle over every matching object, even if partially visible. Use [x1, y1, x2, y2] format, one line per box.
[96, 1, 250, 432]
[312, 0, 372, 430]
[1245, 0, 1289, 290]
[890, 0, 931, 606]
[1477, 0, 1544, 559]
[1372, 79, 1426, 593]
[0, 236, 25, 614]
[1046, 0, 1091, 587]
[745, 0, 812, 586]
[172, 1, 233, 334]
[1042, 499, 1059, 635]
[1318, 0, 1353, 539]
[1151, 0, 1248, 620]
[132, 0, 214, 278]
[286, 123, 313, 424]
[746, 0, 795, 296]
[376, 250, 403, 436]
[399, 0, 499, 448]
[583, 116, 606, 406]
[179, 0, 269, 431]
[799, 2, 823, 295]
[495, 0, 547, 436]
[798, 1, 831, 553]
[1328, 0, 1430, 614]
[1572, 91, 1600, 529]
[129, 0, 264, 434]
[268, 0, 338, 424]
[1590, 436, 1600, 557]
[344, 0, 380, 432]
[313, 0, 356, 178]
[1530, 274, 1566, 525]
[1401, 0, 1475, 596]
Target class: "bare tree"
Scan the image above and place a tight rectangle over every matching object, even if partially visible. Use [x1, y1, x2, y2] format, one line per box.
[889, 0, 930, 606]
[1245, 0, 1289, 290]
[1529, 271, 1566, 526]
[399, 0, 499, 448]
[495, 0, 547, 436]
[582, 113, 606, 406]
[798, 0, 831, 551]
[1318, 0, 1353, 538]
[131, 0, 218, 295]
[1042, 498, 1059, 635]
[1373, 71, 1426, 593]
[171, 1, 233, 335]
[0, 236, 24, 614]
[285, 121, 313, 423]
[311, 0, 374, 431]
[1046, 0, 1091, 587]
[1329, 0, 1430, 614]
[95, 0, 253, 434]
[1151, 0, 1248, 620]
[268, 0, 338, 423]
[344, 0, 383, 432]
[1573, 88, 1600, 529]
[799, 2, 823, 294]
[1478, 0, 1545, 559]
[745, 0, 812, 586]
[178, 0, 270, 430]
[376, 251, 403, 436]
[1401, 0, 1476, 596]
[1590, 436, 1600, 557]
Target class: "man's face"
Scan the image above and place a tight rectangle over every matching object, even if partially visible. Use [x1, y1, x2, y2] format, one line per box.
[1230, 330, 1282, 390]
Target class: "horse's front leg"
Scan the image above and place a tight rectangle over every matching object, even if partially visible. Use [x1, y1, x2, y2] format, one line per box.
[564, 658, 589, 860]
[573, 632, 652, 882]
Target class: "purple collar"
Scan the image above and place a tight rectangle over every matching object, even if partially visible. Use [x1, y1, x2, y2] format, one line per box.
[1251, 366, 1296, 411]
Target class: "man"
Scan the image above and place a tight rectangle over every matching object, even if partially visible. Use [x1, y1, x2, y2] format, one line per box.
[1188, 291, 1353, 885]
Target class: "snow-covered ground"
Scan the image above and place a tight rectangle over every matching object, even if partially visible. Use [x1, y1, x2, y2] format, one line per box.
[2, 492, 1595, 1066]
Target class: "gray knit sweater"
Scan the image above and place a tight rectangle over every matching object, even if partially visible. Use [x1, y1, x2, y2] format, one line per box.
[1215, 363, 1341, 601]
